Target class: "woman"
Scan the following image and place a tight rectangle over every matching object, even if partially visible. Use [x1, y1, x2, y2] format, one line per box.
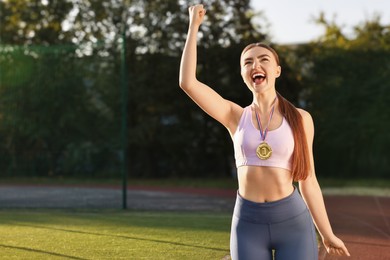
[179, 4, 350, 260]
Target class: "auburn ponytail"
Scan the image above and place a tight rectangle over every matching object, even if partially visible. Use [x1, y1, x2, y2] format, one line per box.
[277, 92, 311, 181]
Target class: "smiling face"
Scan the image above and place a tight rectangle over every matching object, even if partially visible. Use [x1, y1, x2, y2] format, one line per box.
[240, 45, 281, 93]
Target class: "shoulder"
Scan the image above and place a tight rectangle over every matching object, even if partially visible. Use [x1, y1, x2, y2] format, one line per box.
[297, 108, 314, 135]
[297, 108, 313, 122]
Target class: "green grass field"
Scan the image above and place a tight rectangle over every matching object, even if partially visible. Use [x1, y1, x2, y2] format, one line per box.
[0, 210, 231, 259]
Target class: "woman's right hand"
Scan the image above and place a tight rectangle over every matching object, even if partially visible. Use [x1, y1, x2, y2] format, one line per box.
[188, 4, 206, 28]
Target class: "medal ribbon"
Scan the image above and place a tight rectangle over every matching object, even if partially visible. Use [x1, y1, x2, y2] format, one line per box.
[254, 97, 277, 142]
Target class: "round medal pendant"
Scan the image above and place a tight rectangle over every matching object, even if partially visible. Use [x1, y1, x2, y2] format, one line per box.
[256, 142, 272, 160]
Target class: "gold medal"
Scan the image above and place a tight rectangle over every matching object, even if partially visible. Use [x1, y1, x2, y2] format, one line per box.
[256, 142, 272, 160]
[254, 97, 278, 161]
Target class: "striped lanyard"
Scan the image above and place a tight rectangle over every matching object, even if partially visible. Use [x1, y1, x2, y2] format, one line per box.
[254, 97, 277, 142]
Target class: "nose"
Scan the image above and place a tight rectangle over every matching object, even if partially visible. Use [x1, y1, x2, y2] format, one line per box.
[252, 59, 261, 69]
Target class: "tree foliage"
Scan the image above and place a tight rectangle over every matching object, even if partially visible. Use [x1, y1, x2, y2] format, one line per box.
[0, 45, 121, 176]
[0, 0, 73, 44]
[293, 15, 390, 177]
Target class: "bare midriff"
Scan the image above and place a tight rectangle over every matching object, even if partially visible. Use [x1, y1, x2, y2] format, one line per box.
[237, 166, 294, 203]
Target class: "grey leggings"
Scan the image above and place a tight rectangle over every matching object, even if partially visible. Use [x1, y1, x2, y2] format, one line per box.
[230, 187, 318, 260]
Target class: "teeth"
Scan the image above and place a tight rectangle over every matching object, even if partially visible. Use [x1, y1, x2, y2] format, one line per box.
[252, 73, 265, 79]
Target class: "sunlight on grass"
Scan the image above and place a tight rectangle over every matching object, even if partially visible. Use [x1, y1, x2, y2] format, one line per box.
[0, 210, 231, 259]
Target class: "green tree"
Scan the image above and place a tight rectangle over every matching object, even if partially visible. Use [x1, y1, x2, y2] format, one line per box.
[0, 0, 73, 44]
[296, 15, 390, 177]
[0, 0, 130, 176]
[0, 45, 121, 176]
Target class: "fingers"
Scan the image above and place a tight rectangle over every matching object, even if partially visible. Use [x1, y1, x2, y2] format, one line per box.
[327, 244, 351, 257]
[327, 246, 340, 256]
[324, 236, 351, 257]
[340, 244, 351, 257]
[189, 4, 204, 12]
[188, 4, 204, 16]
[192, 5, 206, 17]
[188, 4, 206, 27]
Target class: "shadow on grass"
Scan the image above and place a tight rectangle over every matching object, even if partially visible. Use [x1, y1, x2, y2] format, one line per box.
[0, 244, 88, 260]
[12, 223, 229, 252]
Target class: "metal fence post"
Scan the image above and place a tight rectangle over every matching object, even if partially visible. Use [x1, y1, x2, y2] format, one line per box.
[120, 4, 129, 210]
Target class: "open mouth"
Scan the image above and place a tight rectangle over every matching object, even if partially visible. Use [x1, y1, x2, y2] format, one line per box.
[252, 73, 266, 85]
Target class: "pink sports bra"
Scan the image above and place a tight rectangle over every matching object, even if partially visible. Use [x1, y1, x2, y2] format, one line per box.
[233, 105, 294, 171]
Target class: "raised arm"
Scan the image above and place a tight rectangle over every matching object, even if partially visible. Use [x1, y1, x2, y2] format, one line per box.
[179, 5, 241, 132]
[298, 109, 350, 257]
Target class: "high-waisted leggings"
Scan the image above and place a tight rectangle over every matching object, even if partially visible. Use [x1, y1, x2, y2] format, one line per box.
[230, 187, 318, 260]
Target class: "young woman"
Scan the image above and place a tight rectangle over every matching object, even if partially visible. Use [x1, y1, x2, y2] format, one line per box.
[179, 4, 350, 260]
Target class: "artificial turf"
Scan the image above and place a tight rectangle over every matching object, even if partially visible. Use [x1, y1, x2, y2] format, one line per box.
[0, 210, 231, 259]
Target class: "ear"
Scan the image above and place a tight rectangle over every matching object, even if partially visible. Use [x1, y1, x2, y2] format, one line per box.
[276, 66, 282, 78]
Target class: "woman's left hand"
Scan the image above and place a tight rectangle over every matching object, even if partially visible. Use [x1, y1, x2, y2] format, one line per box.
[323, 235, 351, 257]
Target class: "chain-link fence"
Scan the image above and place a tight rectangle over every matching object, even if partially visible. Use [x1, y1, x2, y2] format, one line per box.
[0, 44, 124, 178]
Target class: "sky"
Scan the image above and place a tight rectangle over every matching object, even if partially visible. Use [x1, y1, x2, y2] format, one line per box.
[251, 0, 390, 44]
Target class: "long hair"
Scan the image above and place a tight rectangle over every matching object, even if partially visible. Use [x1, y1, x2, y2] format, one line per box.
[241, 43, 311, 181]
[276, 93, 311, 181]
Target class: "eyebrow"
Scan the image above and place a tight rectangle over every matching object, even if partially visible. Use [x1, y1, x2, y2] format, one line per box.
[243, 54, 271, 63]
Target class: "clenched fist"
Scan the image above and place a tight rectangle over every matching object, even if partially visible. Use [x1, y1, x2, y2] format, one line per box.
[188, 4, 206, 28]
